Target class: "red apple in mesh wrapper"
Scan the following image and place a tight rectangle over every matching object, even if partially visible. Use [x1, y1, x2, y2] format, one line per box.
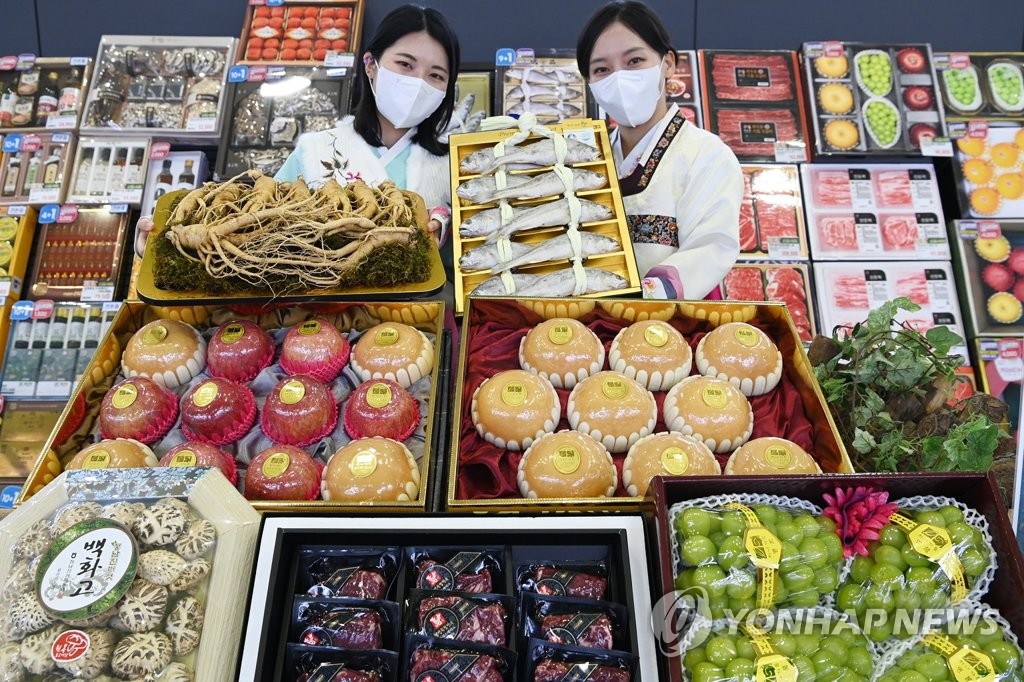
[896, 47, 927, 74]
[983, 263, 1015, 292]
[343, 379, 420, 441]
[280, 318, 350, 382]
[180, 377, 257, 446]
[902, 86, 934, 111]
[1008, 248, 1024, 276]
[261, 374, 339, 447]
[245, 445, 323, 500]
[908, 123, 937, 149]
[99, 377, 179, 444]
[206, 320, 275, 382]
[159, 441, 238, 484]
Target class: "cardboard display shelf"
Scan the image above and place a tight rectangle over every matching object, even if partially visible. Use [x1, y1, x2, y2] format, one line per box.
[700, 50, 812, 163]
[137, 189, 445, 304]
[0, 204, 37, 300]
[950, 120, 1024, 220]
[81, 35, 237, 140]
[19, 301, 445, 514]
[238, 0, 365, 66]
[651, 473, 1024, 682]
[238, 515, 658, 682]
[449, 119, 642, 314]
[803, 41, 948, 157]
[720, 263, 816, 343]
[737, 164, 808, 260]
[801, 162, 949, 260]
[934, 52, 1024, 120]
[27, 206, 130, 302]
[1, 467, 260, 681]
[0, 131, 76, 206]
[447, 297, 851, 513]
[217, 66, 354, 180]
[951, 219, 1024, 336]
[0, 57, 92, 132]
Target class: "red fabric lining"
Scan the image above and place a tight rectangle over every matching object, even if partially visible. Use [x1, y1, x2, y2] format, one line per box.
[456, 306, 817, 500]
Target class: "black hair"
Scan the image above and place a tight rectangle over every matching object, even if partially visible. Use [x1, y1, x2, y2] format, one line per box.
[576, 1, 674, 79]
[352, 5, 460, 156]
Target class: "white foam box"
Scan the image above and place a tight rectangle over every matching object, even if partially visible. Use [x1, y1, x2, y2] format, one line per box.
[800, 162, 949, 260]
[812, 260, 969, 361]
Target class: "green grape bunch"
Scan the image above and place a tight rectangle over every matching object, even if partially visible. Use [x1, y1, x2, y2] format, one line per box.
[672, 503, 844, 620]
[683, 612, 876, 682]
[865, 99, 901, 147]
[857, 51, 894, 97]
[876, 613, 1023, 682]
[943, 67, 981, 109]
[836, 504, 994, 643]
[989, 63, 1024, 110]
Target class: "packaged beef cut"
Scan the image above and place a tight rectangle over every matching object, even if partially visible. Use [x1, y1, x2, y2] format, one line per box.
[287, 644, 398, 682]
[293, 599, 399, 651]
[410, 590, 511, 646]
[525, 640, 637, 682]
[301, 547, 400, 600]
[540, 613, 614, 650]
[519, 563, 609, 601]
[411, 548, 503, 593]
[405, 639, 515, 682]
[520, 592, 631, 651]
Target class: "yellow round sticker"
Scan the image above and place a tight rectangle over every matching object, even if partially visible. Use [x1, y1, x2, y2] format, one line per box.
[553, 446, 581, 474]
[111, 384, 138, 410]
[279, 379, 306, 405]
[702, 385, 728, 408]
[220, 323, 245, 344]
[764, 446, 793, 469]
[349, 451, 378, 478]
[602, 377, 627, 400]
[375, 327, 399, 346]
[82, 450, 110, 469]
[192, 382, 219, 407]
[262, 452, 290, 478]
[0, 242, 13, 267]
[644, 324, 669, 347]
[0, 216, 17, 242]
[548, 323, 573, 345]
[734, 326, 759, 347]
[366, 383, 393, 408]
[501, 381, 526, 406]
[169, 450, 197, 467]
[142, 325, 168, 345]
[661, 447, 690, 475]
[298, 320, 321, 336]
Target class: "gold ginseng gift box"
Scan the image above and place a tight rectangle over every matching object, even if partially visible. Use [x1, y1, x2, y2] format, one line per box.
[448, 119, 642, 314]
[446, 297, 853, 512]
[20, 300, 445, 513]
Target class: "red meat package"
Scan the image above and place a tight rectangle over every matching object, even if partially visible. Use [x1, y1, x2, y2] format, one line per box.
[411, 591, 511, 647]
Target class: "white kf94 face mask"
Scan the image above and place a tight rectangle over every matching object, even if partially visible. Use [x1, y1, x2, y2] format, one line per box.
[372, 61, 446, 130]
[589, 61, 665, 128]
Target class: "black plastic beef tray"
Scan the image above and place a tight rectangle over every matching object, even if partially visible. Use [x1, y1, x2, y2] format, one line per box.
[216, 66, 354, 180]
[650, 473, 1024, 682]
[238, 515, 658, 681]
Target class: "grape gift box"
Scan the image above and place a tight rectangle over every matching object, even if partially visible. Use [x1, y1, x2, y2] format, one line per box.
[651, 473, 1024, 682]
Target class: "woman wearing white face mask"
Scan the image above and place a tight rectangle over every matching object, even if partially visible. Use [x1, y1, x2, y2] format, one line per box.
[275, 4, 459, 250]
[578, 1, 743, 300]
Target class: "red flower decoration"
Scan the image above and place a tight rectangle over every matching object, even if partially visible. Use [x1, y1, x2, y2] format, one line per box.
[823, 486, 899, 559]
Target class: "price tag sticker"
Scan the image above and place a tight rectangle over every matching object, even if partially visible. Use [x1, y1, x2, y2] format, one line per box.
[324, 51, 355, 68]
[80, 280, 115, 303]
[35, 381, 72, 398]
[228, 65, 249, 83]
[916, 213, 946, 253]
[773, 141, 806, 163]
[69, 57, 90, 66]
[57, 205, 79, 224]
[15, 53, 35, 70]
[45, 114, 77, 129]
[994, 339, 1024, 382]
[1, 381, 36, 398]
[37, 204, 59, 224]
[29, 186, 61, 204]
[0, 278, 14, 299]
[854, 213, 883, 253]
[109, 204, 129, 214]
[19, 135, 41, 153]
[6, 205, 26, 217]
[185, 116, 217, 132]
[9, 300, 33, 321]
[0, 485, 20, 508]
[921, 136, 954, 157]
[51, 133, 70, 144]
[149, 142, 170, 160]
[767, 237, 802, 259]
[2, 135, 22, 153]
